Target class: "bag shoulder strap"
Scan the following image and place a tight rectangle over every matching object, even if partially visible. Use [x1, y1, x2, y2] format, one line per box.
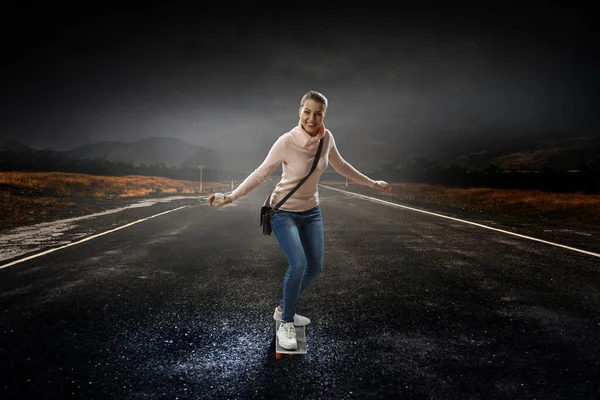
[272, 137, 324, 211]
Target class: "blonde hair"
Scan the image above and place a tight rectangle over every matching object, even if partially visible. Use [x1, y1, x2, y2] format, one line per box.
[300, 91, 328, 113]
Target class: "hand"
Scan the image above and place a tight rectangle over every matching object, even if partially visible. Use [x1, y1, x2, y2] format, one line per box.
[208, 193, 233, 207]
[374, 180, 392, 192]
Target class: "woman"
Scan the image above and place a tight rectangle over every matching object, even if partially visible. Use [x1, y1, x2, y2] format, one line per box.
[208, 91, 392, 350]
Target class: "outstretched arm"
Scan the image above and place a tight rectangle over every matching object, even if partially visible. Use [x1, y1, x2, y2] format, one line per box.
[328, 133, 379, 188]
[227, 135, 287, 203]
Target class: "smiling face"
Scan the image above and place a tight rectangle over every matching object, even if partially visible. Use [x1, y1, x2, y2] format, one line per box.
[299, 99, 326, 136]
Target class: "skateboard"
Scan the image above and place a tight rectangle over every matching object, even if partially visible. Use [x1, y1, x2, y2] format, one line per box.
[275, 321, 307, 359]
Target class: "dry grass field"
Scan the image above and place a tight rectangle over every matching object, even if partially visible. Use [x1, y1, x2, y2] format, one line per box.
[320, 181, 600, 222]
[1, 172, 598, 230]
[0, 172, 231, 229]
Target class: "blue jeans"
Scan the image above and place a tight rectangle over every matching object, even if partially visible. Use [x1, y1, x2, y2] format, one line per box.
[270, 205, 324, 322]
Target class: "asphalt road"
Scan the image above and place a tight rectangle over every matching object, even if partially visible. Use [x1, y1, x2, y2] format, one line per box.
[1, 184, 599, 399]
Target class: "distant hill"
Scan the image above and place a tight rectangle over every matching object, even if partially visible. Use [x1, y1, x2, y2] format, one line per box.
[63, 137, 267, 172]
[1, 140, 31, 152]
[65, 137, 212, 167]
[2, 131, 599, 176]
[390, 131, 600, 171]
[0, 137, 273, 175]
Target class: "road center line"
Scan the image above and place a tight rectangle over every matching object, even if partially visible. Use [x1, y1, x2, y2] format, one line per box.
[320, 184, 600, 258]
[0, 206, 188, 270]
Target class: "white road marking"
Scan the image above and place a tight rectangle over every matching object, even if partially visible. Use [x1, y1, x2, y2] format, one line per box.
[0, 206, 188, 270]
[320, 184, 600, 259]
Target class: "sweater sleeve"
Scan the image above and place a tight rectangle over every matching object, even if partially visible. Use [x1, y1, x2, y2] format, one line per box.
[228, 135, 287, 202]
[328, 132, 377, 188]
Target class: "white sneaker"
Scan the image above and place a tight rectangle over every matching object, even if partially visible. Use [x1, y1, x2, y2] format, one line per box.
[273, 307, 311, 326]
[277, 321, 297, 350]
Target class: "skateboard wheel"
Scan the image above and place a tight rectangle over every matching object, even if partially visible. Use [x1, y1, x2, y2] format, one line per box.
[276, 352, 282, 359]
[301, 354, 307, 360]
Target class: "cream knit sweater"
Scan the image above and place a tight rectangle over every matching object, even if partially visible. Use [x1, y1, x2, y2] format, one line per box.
[229, 122, 376, 212]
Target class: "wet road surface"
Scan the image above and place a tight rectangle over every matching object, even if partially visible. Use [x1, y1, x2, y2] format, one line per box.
[1, 184, 599, 399]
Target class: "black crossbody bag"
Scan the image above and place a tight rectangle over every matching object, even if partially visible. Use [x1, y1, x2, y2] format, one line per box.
[260, 137, 324, 235]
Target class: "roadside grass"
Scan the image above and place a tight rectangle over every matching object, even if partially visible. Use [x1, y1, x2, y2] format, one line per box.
[320, 181, 600, 222]
[0, 172, 231, 228]
[1, 172, 598, 229]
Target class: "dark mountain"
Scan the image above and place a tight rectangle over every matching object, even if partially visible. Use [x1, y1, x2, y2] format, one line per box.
[2, 131, 598, 176]
[390, 130, 600, 171]
[63, 136, 268, 173]
[0, 136, 272, 175]
[483, 135, 600, 170]
[65, 137, 202, 167]
[1, 140, 31, 152]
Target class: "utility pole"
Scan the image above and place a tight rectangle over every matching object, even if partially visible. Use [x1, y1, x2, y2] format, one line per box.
[198, 165, 204, 193]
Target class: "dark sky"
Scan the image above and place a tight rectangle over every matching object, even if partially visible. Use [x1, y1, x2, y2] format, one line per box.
[1, 4, 598, 169]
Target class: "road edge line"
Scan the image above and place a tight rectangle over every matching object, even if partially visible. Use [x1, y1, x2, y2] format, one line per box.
[319, 184, 600, 259]
[0, 206, 188, 270]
